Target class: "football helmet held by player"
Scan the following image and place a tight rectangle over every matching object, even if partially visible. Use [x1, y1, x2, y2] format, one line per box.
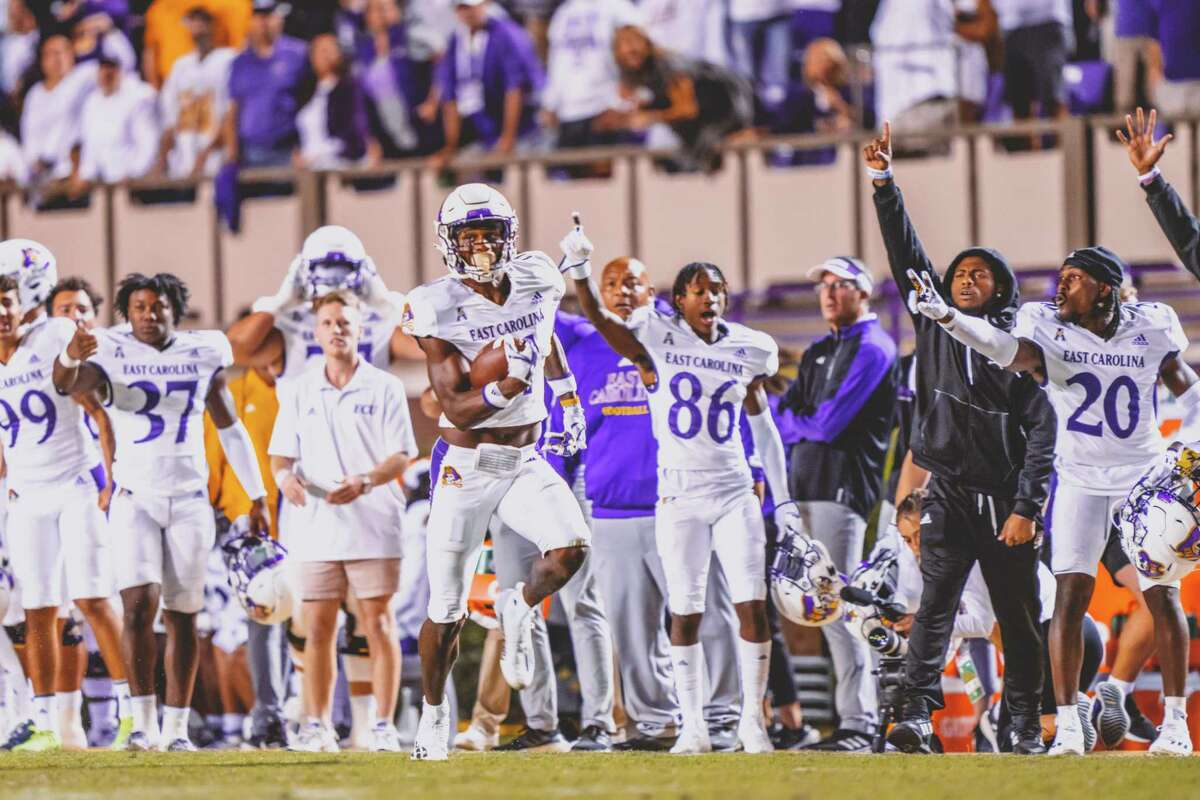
[0, 238, 57, 313]
[1118, 444, 1200, 586]
[222, 523, 294, 625]
[770, 533, 846, 627]
[435, 183, 519, 285]
[297, 225, 373, 300]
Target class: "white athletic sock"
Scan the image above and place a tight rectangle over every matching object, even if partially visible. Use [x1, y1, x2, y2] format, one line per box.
[222, 713, 245, 740]
[1057, 704, 1080, 730]
[1163, 696, 1187, 724]
[350, 695, 377, 741]
[670, 643, 705, 731]
[32, 693, 59, 734]
[162, 706, 190, 743]
[13, 678, 31, 720]
[1108, 677, 1135, 697]
[112, 679, 132, 720]
[131, 694, 159, 739]
[57, 691, 85, 746]
[736, 639, 771, 722]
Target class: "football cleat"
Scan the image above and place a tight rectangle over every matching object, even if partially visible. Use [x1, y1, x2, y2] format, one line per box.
[770, 723, 821, 750]
[289, 721, 339, 753]
[110, 716, 135, 751]
[124, 731, 155, 752]
[453, 723, 499, 752]
[1078, 693, 1097, 752]
[669, 726, 712, 755]
[498, 584, 535, 690]
[571, 725, 612, 752]
[245, 718, 287, 750]
[2, 720, 62, 752]
[804, 728, 873, 752]
[411, 702, 450, 761]
[1125, 695, 1159, 743]
[612, 735, 675, 752]
[1091, 682, 1131, 748]
[1148, 719, 1193, 755]
[164, 738, 198, 753]
[1047, 720, 1085, 756]
[370, 723, 403, 753]
[494, 727, 571, 753]
[736, 716, 775, 754]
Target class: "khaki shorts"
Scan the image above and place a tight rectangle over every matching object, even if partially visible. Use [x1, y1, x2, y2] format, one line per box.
[298, 558, 401, 601]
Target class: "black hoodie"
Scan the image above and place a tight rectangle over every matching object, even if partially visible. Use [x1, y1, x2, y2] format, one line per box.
[873, 180, 1056, 518]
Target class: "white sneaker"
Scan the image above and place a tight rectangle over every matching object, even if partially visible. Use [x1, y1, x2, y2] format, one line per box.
[164, 738, 197, 752]
[737, 716, 774, 754]
[1149, 720, 1193, 756]
[1048, 721, 1085, 756]
[411, 702, 450, 761]
[498, 583, 535, 690]
[371, 723, 403, 753]
[290, 721, 336, 753]
[454, 724, 499, 752]
[1077, 692, 1097, 752]
[1091, 681, 1131, 748]
[669, 726, 712, 755]
[125, 731, 155, 752]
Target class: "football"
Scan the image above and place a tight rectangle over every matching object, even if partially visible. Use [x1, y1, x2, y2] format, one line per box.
[468, 339, 518, 387]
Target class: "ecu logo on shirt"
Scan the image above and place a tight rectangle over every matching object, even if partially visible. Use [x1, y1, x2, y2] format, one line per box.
[440, 465, 463, 488]
[401, 303, 416, 334]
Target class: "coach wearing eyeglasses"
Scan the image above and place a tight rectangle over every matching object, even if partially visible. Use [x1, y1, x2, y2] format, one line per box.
[774, 257, 899, 752]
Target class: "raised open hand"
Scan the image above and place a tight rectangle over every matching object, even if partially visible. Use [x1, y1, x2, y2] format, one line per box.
[1116, 107, 1173, 175]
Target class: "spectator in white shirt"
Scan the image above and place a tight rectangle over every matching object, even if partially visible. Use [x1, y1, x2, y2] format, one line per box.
[155, 7, 236, 179]
[638, 0, 727, 66]
[991, 0, 1074, 120]
[20, 34, 97, 184]
[73, 52, 159, 193]
[2, 0, 39, 97]
[543, 0, 640, 151]
[294, 33, 376, 170]
[268, 291, 415, 754]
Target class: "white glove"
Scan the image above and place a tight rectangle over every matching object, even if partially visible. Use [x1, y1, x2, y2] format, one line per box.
[544, 400, 587, 457]
[503, 334, 539, 385]
[558, 212, 593, 280]
[906, 269, 951, 323]
[252, 256, 305, 315]
[774, 500, 806, 540]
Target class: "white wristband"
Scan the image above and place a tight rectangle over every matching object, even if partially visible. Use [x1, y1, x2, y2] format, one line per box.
[866, 166, 893, 181]
[1138, 166, 1162, 186]
[482, 381, 514, 409]
[560, 258, 592, 281]
[58, 349, 81, 368]
[548, 374, 577, 397]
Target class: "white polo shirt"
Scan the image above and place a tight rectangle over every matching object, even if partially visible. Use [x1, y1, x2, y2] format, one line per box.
[268, 356, 416, 563]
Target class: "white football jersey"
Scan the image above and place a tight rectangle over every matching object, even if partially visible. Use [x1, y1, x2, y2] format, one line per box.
[402, 252, 564, 430]
[1013, 301, 1187, 492]
[627, 306, 778, 480]
[275, 302, 401, 384]
[91, 327, 233, 497]
[0, 316, 98, 492]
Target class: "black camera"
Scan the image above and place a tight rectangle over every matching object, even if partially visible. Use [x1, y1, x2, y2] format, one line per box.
[840, 584, 911, 752]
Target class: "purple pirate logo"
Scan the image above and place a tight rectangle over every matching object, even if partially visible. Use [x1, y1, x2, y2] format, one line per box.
[1136, 550, 1167, 579]
[1172, 525, 1200, 562]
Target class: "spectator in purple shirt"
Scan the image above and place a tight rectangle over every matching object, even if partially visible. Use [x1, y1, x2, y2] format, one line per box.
[1113, 0, 1159, 113]
[1149, 0, 1200, 118]
[776, 257, 898, 753]
[223, 0, 310, 168]
[428, 0, 545, 170]
[294, 33, 377, 169]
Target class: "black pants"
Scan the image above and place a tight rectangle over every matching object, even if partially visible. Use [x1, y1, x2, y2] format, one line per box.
[903, 475, 1044, 720]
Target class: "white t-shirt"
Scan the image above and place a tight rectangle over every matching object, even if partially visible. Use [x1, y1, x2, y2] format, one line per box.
[297, 79, 347, 170]
[1, 30, 37, 95]
[21, 63, 98, 179]
[160, 47, 236, 179]
[0, 317, 99, 493]
[639, 0, 729, 66]
[870, 0, 965, 122]
[544, 0, 640, 123]
[78, 77, 160, 183]
[268, 358, 415, 562]
[402, 252, 565, 430]
[0, 132, 29, 185]
[1013, 301, 1187, 493]
[992, 0, 1072, 31]
[626, 306, 778, 484]
[729, 0, 793, 23]
[91, 326, 233, 497]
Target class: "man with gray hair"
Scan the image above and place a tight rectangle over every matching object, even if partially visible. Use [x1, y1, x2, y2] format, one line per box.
[776, 257, 899, 751]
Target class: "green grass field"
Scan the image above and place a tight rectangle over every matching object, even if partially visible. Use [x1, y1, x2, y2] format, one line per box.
[0, 751, 1193, 800]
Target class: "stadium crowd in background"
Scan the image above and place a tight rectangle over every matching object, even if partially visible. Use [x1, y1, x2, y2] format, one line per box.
[0, 0, 1192, 192]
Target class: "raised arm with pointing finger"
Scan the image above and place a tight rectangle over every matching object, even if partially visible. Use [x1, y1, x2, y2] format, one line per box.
[1117, 107, 1200, 279]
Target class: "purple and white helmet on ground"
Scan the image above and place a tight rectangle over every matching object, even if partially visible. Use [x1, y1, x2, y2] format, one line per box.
[0, 238, 58, 313]
[435, 183, 519, 285]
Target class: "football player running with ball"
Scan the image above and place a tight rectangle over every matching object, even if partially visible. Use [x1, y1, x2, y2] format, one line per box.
[567, 217, 805, 754]
[913, 246, 1200, 755]
[403, 184, 590, 761]
[53, 273, 270, 751]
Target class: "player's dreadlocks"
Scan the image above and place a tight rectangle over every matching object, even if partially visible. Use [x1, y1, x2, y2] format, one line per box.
[671, 261, 728, 315]
[114, 273, 190, 322]
[45, 276, 104, 315]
